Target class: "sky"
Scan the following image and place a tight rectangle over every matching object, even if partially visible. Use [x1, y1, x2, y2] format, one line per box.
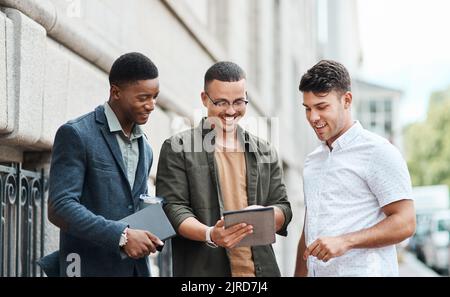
[357, 0, 450, 126]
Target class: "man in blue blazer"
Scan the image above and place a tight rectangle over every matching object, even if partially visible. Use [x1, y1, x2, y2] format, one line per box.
[47, 52, 163, 277]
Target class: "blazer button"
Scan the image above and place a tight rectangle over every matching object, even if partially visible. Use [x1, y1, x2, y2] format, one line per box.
[128, 205, 133, 210]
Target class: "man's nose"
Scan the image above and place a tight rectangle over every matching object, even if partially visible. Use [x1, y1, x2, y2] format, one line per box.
[225, 103, 236, 114]
[145, 99, 156, 111]
[309, 109, 320, 122]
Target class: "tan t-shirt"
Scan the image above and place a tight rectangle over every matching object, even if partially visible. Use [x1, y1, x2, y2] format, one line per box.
[215, 147, 256, 277]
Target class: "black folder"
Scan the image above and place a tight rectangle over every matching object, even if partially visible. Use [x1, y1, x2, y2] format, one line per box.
[120, 203, 176, 242]
[119, 203, 176, 259]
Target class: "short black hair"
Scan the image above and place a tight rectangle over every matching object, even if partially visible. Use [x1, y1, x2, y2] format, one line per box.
[204, 61, 246, 90]
[299, 60, 351, 95]
[109, 52, 158, 86]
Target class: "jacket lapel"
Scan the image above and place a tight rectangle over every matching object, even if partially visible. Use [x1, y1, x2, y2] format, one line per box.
[238, 126, 258, 206]
[198, 119, 225, 214]
[95, 106, 131, 195]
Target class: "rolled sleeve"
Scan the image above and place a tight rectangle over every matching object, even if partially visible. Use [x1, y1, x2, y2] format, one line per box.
[156, 139, 196, 232]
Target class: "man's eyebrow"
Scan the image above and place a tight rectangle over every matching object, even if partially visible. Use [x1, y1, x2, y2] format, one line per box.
[215, 97, 245, 101]
[302, 101, 328, 107]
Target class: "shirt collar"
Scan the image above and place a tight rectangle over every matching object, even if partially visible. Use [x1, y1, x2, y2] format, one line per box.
[322, 121, 362, 151]
[103, 102, 144, 139]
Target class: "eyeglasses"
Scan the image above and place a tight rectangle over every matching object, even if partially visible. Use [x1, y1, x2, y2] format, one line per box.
[205, 92, 249, 109]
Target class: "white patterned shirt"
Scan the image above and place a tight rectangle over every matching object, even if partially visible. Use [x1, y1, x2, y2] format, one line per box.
[303, 121, 413, 276]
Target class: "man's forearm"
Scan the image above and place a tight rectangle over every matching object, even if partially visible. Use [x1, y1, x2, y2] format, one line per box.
[342, 211, 415, 249]
[178, 217, 208, 242]
[304, 200, 416, 261]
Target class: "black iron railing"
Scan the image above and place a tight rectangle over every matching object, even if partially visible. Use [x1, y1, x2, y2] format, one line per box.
[0, 163, 46, 277]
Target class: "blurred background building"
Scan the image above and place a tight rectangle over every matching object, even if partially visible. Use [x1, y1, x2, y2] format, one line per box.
[1, 0, 437, 277]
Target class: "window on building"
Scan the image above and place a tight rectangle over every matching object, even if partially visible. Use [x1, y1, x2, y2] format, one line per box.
[385, 121, 392, 135]
[370, 100, 377, 114]
[384, 100, 392, 113]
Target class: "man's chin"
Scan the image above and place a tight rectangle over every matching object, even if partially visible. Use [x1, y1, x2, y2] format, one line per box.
[136, 119, 149, 125]
[315, 133, 327, 142]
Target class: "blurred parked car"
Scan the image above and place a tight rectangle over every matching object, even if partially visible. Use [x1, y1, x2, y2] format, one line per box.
[408, 211, 433, 262]
[422, 210, 450, 274]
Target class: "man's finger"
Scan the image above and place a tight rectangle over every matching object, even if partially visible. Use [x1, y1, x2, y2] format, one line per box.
[229, 228, 253, 248]
[228, 225, 253, 242]
[140, 245, 150, 256]
[304, 240, 319, 259]
[317, 249, 327, 260]
[224, 223, 248, 235]
[140, 234, 156, 254]
[310, 244, 322, 257]
[145, 240, 157, 254]
[145, 231, 164, 246]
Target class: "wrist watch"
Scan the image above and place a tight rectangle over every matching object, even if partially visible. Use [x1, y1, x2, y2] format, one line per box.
[205, 226, 218, 248]
[119, 227, 128, 247]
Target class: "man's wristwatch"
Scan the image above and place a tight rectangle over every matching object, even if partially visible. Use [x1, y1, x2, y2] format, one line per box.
[205, 226, 218, 248]
[119, 227, 128, 247]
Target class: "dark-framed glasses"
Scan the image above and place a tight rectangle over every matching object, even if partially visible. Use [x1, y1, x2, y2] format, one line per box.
[205, 92, 249, 109]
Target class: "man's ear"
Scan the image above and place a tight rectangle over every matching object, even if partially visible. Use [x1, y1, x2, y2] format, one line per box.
[201, 91, 208, 108]
[110, 84, 120, 101]
[344, 91, 353, 109]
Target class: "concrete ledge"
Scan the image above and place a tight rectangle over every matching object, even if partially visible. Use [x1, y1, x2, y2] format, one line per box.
[0, 11, 14, 134]
[0, 0, 117, 72]
[0, 9, 45, 148]
[0, 11, 7, 131]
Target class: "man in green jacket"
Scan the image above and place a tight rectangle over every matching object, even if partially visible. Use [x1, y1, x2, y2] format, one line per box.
[156, 61, 292, 277]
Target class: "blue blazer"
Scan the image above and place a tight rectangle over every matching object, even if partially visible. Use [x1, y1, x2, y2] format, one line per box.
[48, 105, 153, 276]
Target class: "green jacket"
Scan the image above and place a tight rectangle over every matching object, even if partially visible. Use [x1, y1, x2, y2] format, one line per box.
[156, 119, 292, 277]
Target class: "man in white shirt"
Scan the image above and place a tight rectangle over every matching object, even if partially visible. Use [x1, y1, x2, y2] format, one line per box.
[294, 60, 416, 277]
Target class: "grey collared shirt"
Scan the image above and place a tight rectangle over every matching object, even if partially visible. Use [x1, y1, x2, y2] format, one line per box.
[104, 102, 143, 189]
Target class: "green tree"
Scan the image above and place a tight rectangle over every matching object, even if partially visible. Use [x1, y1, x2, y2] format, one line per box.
[405, 85, 450, 188]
